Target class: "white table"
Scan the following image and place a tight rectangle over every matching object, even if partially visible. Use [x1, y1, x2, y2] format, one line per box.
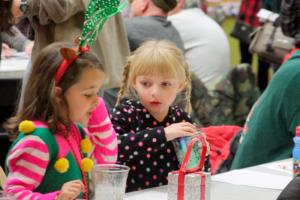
[0, 54, 28, 79]
[125, 159, 293, 200]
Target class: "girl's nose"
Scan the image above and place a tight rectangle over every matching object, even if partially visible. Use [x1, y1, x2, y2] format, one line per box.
[151, 86, 159, 97]
[93, 95, 99, 109]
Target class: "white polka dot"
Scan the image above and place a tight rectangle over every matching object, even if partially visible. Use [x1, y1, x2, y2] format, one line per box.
[160, 155, 164, 159]
[133, 151, 138, 155]
[166, 162, 170, 167]
[146, 168, 151, 172]
[144, 134, 149, 138]
[160, 143, 165, 148]
[140, 160, 144, 165]
[131, 179, 135, 183]
[129, 155, 133, 159]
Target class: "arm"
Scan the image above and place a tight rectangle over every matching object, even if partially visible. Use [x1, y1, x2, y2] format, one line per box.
[110, 105, 168, 163]
[1, 26, 32, 52]
[87, 97, 118, 164]
[5, 135, 59, 200]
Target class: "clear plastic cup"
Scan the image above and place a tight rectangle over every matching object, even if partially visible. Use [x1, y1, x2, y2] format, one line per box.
[93, 164, 130, 200]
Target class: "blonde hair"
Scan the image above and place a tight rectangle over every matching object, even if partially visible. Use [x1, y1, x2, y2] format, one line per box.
[116, 40, 192, 113]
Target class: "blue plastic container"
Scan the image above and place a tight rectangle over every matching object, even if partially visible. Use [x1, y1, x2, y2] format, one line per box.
[293, 126, 300, 177]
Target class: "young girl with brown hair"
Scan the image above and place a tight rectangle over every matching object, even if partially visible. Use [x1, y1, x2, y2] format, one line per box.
[4, 42, 117, 200]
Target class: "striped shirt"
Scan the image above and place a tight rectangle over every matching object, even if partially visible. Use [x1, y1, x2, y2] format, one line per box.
[5, 97, 117, 200]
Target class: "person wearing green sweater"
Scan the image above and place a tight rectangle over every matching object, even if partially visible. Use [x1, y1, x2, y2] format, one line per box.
[231, 49, 300, 169]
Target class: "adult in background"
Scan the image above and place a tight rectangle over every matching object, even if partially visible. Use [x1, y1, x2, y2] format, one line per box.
[168, 0, 230, 89]
[233, 0, 271, 92]
[124, 0, 184, 52]
[231, 0, 300, 170]
[1, 25, 33, 59]
[2, 0, 130, 110]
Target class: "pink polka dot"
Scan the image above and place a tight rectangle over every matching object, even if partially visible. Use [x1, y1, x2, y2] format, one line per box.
[128, 117, 131, 122]
[125, 146, 130, 150]
[152, 138, 157, 143]
[120, 154, 124, 158]
[159, 169, 164, 173]
[147, 147, 152, 152]
[145, 181, 150, 186]
[138, 142, 144, 147]
[153, 175, 158, 180]
[167, 148, 171, 153]
[153, 121, 157, 125]
[146, 154, 151, 158]
[143, 108, 147, 113]
[157, 129, 161, 134]
[132, 166, 136, 171]
[130, 136, 135, 141]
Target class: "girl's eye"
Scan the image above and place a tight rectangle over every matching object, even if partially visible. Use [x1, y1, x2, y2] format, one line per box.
[140, 81, 151, 87]
[84, 94, 93, 98]
[161, 82, 171, 87]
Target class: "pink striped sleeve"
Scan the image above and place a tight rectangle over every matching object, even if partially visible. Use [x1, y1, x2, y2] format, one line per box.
[4, 135, 59, 200]
[88, 97, 118, 164]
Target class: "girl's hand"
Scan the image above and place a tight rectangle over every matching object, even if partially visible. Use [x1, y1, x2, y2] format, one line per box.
[56, 180, 84, 200]
[164, 122, 197, 141]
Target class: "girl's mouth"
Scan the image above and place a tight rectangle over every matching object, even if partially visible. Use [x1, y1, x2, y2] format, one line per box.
[150, 101, 161, 106]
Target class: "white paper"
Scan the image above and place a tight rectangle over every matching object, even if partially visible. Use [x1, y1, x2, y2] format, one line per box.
[262, 159, 293, 175]
[212, 169, 292, 190]
[0, 59, 28, 70]
[124, 191, 167, 200]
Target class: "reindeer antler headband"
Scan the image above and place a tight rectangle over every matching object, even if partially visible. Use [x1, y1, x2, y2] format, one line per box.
[55, 0, 127, 85]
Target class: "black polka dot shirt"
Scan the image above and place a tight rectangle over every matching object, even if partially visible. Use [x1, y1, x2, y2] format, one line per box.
[110, 99, 195, 192]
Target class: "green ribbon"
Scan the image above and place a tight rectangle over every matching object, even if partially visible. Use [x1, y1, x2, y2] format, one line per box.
[79, 0, 127, 49]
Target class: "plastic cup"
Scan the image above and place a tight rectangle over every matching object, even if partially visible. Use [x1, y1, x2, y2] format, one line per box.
[0, 191, 15, 200]
[93, 164, 130, 200]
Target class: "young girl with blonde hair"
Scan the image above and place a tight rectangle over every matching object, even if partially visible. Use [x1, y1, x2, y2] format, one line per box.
[111, 40, 210, 192]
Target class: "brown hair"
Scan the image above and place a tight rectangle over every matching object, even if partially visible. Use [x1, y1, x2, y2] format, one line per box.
[116, 40, 192, 113]
[0, 0, 14, 32]
[14, 42, 104, 135]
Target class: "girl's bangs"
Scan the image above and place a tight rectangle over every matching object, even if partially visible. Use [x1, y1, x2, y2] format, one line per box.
[133, 52, 181, 79]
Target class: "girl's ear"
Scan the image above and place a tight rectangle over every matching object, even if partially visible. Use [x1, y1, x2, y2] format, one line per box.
[131, 79, 138, 91]
[54, 86, 63, 104]
[141, 0, 150, 12]
[177, 79, 187, 93]
[60, 48, 77, 61]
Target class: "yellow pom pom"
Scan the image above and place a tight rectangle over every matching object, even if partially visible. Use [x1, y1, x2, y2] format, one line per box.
[81, 158, 94, 173]
[18, 120, 35, 134]
[54, 157, 69, 173]
[80, 138, 92, 153]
